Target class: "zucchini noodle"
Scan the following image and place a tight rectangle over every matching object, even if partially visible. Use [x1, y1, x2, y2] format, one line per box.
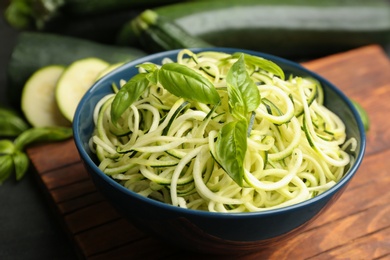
[90, 49, 356, 212]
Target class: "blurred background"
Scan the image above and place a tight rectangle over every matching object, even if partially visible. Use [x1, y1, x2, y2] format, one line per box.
[0, 0, 389, 258]
[0, 19, 78, 260]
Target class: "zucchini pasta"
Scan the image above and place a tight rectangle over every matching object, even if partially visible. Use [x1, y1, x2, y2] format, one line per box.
[90, 49, 356, 212]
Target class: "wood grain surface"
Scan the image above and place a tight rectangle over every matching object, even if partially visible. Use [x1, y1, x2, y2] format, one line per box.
[26, 45, 390, 259]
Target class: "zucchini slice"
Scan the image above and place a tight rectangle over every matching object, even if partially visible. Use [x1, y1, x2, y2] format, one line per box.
[21, 65, 71, 127]
[56, 57, 109, 122]
[6, 32, 146, 110]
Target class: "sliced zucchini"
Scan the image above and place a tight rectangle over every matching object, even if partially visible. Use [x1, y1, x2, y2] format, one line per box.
[56, 57, 109, 122]
[162, 100, 190, 135]
[21, 65, 71, 127]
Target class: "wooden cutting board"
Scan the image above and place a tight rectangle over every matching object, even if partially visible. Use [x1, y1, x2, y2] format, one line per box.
[27, 45, 390, 259]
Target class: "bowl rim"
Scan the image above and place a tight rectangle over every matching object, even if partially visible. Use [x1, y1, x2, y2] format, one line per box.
[73, 47, 366, 218]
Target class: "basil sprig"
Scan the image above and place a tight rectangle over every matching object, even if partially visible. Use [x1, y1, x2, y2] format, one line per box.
[0, 123, 73, 184]
[214, 54, 261, 186]
[109, 52, 286, 187]
[0, 105, 73, 184]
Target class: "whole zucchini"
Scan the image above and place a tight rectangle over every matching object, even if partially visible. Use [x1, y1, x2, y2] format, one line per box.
[41, 10, 138, 44]
[6, 32, 146, 109]
[120, 9, 213, 53]
[117, 0, 390, 59]
[4, 0, 184, 30]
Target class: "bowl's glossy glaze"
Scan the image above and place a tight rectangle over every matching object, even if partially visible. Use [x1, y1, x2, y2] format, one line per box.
[73, 48, 366, 254]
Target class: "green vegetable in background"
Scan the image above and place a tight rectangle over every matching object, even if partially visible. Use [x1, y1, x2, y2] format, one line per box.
[0, 155, 14, 184]
[0, 106, 73, 184]
[119, 9, 212, 53]
[0, 140, 15, 154]
[0, 106, 29, 137]
[14, 127, 73, 151]
[7, 32, 147, 110]
[118, 1, 390, 59]
[4, 0, 184, 30]
[12, 151, 29, 181]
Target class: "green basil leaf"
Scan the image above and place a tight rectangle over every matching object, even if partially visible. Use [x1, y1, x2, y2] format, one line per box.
[0, 139, 16, 155]
[14, 127, 73, 151]
[227, 84, 246, 118]
[111, 73, 150, 125]
[226, 54, 260, 119]
[158, 63, 220, 105]
[233, 52, 285, 80]
[0, 155, 14, 184]
[215, 119, 248, 187]
[12, 151, 29, 181]
[0, 107, 29, 137]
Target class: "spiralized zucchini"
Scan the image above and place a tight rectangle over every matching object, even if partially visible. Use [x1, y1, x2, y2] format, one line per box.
[90, 50, 356, 212]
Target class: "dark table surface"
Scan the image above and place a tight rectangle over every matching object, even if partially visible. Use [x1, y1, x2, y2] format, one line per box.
[0, 13, 79, 260]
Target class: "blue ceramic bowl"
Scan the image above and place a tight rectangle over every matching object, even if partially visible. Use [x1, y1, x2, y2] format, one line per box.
[73, 48, 366, 254]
